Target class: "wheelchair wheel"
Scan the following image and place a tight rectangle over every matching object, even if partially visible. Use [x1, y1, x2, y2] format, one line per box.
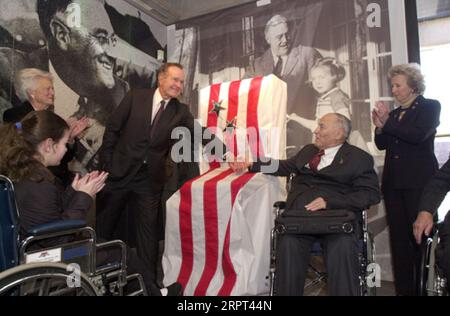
[418, 235, 433, 296]
[362, 231, 377, 296]
[418, 234, 448, 296]
[0, 262, 100, 296]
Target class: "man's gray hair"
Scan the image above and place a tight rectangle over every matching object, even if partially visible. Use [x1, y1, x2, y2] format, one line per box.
[334, 113, 352, 140]
[14, 68, 53, 102]
[264, 14, 288, 36]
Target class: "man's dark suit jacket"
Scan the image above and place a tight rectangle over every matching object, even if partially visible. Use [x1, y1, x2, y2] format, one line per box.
[375, 95, 441, 190]
[419, 158, 450, 216]
[2, 101, 34, 123]
[246, 45, 321, 115]
[245, 45, 321, 153]
[418, 158, 450, 284]
[100, 88, 207, 191]
[250, 142, 380, 212]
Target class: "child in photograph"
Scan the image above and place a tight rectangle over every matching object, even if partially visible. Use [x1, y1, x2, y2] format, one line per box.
[287, 57, 368, 151]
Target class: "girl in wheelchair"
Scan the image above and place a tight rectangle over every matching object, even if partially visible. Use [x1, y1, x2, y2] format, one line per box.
[0, 110, 181, 296]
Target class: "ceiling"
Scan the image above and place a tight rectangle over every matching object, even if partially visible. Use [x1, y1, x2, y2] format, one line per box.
[123, 0, 257, 25]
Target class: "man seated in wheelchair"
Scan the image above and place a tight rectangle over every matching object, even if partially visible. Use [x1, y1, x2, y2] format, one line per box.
[414, 155, 450, 293]
[229, 113, 380, 295]
[0, 110, 181, 296]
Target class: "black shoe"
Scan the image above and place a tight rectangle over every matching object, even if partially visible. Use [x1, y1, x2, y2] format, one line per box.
[165, 282, 183, 296]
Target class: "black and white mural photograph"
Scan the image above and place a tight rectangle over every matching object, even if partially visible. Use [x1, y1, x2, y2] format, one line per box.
[168, 0, 394, 158]
[167, 0, 404, 286]
[1, 0, 449, 299]
[0, 0, 165, 171]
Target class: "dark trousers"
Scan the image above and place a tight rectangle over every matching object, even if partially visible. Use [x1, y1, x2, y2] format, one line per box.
[383, 187, 423, 296]
[275, 232, 360, 296]
[96, 169, 162, 283]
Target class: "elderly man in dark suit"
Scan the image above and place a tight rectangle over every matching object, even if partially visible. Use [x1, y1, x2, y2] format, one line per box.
[97, 62, 221, 285]
[230, 113, 380, 295]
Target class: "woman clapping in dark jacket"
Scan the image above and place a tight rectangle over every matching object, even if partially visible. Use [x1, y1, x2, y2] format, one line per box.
[372, 63, 441, 296]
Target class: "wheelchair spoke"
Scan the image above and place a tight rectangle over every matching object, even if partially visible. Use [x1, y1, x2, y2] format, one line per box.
[0, 263, 100, 296]
[38, 279, 50, 296]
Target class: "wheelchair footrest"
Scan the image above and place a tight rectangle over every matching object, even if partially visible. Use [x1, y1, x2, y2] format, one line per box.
[124, 273, 147, 296]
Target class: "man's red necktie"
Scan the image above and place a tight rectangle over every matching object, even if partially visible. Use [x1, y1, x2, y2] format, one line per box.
[308, 149, 325, 172]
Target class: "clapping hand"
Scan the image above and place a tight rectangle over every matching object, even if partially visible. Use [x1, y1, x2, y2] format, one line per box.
[371, 101, 389, 128]
[72, 171, 108, 198]
[67, 116, 90, 142]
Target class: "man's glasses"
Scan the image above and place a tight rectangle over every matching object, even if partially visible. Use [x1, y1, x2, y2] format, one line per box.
[89, 32, 117, 47]
[56, 17, 117, 47]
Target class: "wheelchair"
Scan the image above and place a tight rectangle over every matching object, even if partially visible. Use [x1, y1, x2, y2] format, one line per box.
[0, 175, 146, 296]
[418, 225, 448, 296]
[268, 201, 376, 296]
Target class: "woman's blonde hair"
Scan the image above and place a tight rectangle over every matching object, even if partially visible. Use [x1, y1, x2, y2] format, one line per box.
[14, 68, 53, 102]
[388, 63, 425, 95]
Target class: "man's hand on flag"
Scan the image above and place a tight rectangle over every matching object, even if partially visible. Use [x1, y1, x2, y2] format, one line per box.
[228, 154, 252, 173]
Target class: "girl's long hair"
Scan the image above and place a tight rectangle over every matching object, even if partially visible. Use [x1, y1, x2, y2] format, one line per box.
[0, 110, 69, 182]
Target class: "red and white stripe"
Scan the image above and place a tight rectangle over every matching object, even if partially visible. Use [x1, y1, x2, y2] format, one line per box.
[163, 75, 287, 295]
[200, 75, 287, 171]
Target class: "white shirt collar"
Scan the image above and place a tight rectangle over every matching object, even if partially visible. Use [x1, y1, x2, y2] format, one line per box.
[323, 143, 343, 156]
[152, 88, 170, 123]
[317, 143, 343, 170]
[153, 88, 169, 107]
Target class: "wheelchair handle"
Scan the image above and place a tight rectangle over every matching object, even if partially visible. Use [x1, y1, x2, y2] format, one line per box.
[275, 224, 286, 234]
[273, 201, 286, 210]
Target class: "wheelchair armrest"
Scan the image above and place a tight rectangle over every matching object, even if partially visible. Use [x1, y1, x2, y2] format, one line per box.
[273, 201, 286, 210]
[27, 219, 87, 236]
[96, 240, 127, 261]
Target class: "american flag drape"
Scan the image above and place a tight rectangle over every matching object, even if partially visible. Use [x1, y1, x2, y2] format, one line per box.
[163, 75, 287, 295]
